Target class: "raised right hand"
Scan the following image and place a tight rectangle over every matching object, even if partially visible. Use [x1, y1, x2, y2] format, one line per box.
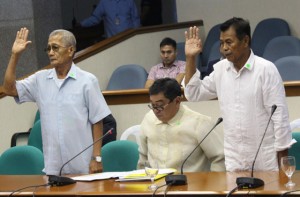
[185, 26, 202, 57]
[12, 27, 32, 54]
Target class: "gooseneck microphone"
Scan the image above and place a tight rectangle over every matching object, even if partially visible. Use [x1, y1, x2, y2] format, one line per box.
[236, 105, 277, 188]
[48, 128, 114, 186]
[165, 117, 223, 185]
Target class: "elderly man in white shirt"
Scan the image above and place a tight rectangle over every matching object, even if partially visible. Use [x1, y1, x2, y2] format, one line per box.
[184, 17, 296, 172]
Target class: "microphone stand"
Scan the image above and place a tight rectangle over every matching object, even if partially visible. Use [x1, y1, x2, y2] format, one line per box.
[165, 118, 223, 185]
[236, 105, 277, 188]
[48, 128, 113, 186]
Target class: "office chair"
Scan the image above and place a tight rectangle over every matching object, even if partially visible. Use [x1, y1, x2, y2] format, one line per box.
[120, 125, 141, 146]
[262, 36, 300, 63]
[252, 18, 291, 57]
[290, 119, 300, 131]
[10, 110, 40, 147]
[34, 110, 40, 124]
[274, 56, 300, 81]
[28, 120, 43, 152]
[106, 64, 148, 90]
[177, 42, 199, 66]
[176, 42, 185, 61]
[199, 24, 221, 72]
[0, 146, 44, 175]
[101, 140, 139, 172]
[289, 132, 300, 170]
[207, 41, 221, 64]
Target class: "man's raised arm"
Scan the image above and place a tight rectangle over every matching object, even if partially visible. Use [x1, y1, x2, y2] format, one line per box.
[3, 27, 32, 96]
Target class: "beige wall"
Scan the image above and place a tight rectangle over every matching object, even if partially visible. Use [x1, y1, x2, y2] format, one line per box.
[77, 29, 187, 90]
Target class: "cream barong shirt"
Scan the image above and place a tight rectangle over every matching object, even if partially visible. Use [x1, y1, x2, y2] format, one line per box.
[138, 105, 225, 172]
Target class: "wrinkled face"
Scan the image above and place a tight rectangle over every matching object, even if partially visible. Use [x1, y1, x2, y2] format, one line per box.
[220, 26, 249, 69]
[46, 35, 74, 67]
[149, 92, 180, 123]
[160, 45, 177, 67]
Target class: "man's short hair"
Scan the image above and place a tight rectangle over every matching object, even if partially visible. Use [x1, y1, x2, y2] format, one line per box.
[220, 17, 251, 46]
[49, 29, 77, 49]
[149, 78, 181, 101]
[160, 37, 177, 50]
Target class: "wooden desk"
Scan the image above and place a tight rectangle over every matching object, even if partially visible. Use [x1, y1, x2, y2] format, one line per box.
[102, 81, 300, 105]
[0, 171, 299, 196]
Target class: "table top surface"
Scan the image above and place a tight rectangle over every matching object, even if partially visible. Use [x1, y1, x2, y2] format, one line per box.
[0, 171, 300, 196]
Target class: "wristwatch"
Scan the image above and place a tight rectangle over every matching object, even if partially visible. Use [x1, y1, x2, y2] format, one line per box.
[91, 156, 102, 163]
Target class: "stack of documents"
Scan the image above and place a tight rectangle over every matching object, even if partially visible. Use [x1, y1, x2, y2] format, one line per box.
[72, 168, 176, 182]
[116, 168, 176, 182]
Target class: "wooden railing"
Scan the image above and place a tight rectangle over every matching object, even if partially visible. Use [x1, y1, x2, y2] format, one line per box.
[0, 20, 203, 99]
[103, 81, 300, 105]
[1, 19, 300, 105]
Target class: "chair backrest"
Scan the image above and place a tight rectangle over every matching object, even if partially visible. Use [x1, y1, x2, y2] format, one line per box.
[207, 40, 221, 65]
[106, 64, 148, 90]
[102, 114, 117, 147]
[176, 42, 199, 65]
[176, 42, 185, 61]
[200, 24, 221, 71]
[28, 120, 43, 152]
[290, 119, 300, 131]
[274, 56, 300, 81]
[34, 110, 40, 124]
[0, 146, 44, 175]
[252, 18, 291, 57]
[120, 125, 141, 146]
[101, 140, 139, 172]
[262, 36, 300, 63]
[289, 132, 300, 170]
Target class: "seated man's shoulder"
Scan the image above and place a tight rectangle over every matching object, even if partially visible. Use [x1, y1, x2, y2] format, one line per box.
[182, 105, 212, 122]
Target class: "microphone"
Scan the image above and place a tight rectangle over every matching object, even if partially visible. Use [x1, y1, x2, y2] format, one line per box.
[165, 117, 223, 185]
[48, 128, 114, 186]
[236, 105, 277, 188]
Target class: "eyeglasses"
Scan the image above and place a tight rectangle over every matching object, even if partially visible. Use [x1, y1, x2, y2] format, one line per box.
[148, 101, 172, 111]
[44, 44, 68, 53]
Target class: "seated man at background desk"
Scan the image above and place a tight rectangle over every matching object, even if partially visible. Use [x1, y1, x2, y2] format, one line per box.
[138, 78, 225, 172]
[144, 37, 186, 88]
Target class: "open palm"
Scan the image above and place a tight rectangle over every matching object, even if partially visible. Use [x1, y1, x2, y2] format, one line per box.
[12, 28, 32, 54]
[185, 26, 202, 57]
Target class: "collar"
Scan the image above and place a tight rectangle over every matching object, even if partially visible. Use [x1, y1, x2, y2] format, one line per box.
[47, 62, 77, 80]
[158, 60, 180, 69]
[153, 105, 184, 126]
[225, 50, 255, 72]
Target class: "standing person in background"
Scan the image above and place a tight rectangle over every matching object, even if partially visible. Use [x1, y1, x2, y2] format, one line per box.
[80, 0, 140, 38]
[3, 28, 111, 175]
[140, 0, 162, 26]
[184, 17, 296, 172]
[145, 37, 186, 88]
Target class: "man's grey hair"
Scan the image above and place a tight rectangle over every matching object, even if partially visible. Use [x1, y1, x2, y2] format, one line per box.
[49, 29, 76, 48]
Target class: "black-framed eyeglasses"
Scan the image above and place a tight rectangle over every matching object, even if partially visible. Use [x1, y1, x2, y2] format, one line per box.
[148, 101, 172, 111]
[44, 44, 68, 53]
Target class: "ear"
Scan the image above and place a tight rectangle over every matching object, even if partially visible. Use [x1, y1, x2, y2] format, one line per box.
[69, 46, 76, 57]
[243, 35, 250, 47]
[175, 96, 182, 105]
